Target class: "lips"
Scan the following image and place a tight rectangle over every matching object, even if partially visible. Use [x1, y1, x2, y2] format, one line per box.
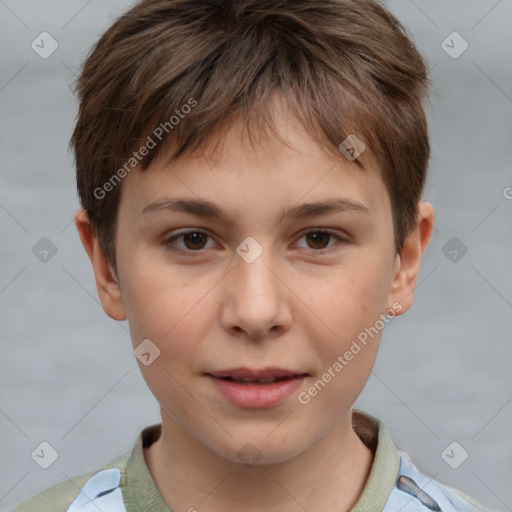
[207, 367, 308, 384]
[206, 368, 309, 408]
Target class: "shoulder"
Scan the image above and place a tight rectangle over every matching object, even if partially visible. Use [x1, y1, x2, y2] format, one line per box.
[7, 471, 97, 512]
[383, 452, 494, 512]
[7, 453, 130, 512]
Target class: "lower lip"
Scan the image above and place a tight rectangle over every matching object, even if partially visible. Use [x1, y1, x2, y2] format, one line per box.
[207, 375, 307, 408]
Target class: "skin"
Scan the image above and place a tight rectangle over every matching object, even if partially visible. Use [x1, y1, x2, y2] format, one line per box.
[76, 102, 434, 512]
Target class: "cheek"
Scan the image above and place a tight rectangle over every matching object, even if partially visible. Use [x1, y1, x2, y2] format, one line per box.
[310, 260, 391, 343]
[303, 284, 384, 414]
[121, 260, 216, 412]
[300, 256, 392, 401]
[119, 252, 213, 350]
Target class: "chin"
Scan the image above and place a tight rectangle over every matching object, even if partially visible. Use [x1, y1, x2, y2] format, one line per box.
[207, 431, 309, 468]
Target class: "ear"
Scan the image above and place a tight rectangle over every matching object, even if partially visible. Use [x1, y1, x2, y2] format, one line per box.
[386, 201, 435, 315]
[74, 209, 127, 321]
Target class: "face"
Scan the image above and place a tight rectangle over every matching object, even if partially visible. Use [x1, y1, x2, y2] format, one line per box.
[80, 105, 429, 466]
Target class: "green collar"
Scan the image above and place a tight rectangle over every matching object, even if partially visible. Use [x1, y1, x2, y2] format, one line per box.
[120, 410, 400, 512]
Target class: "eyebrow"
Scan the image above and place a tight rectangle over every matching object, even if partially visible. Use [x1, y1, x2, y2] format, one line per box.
[141, 197, 369, 220]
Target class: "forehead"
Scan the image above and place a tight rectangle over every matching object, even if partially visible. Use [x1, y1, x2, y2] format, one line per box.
[118, 107, 391, 225]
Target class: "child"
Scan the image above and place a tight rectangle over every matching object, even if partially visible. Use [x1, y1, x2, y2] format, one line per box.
[10, 0, 492, 511]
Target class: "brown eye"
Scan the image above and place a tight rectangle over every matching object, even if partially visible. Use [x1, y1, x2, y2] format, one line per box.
[305, 231, 331, 249]
[182, 232, 208, 250]
[164, 229, 216, 254]
[295, 230, 345, 252]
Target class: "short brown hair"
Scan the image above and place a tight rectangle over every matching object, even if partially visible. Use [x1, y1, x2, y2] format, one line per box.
[71, 0, 430, 270]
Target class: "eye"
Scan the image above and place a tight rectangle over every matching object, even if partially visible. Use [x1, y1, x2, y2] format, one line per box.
[294, 229, 346, 252]
[164, 229, 217, 254]
[164, 228, 347, 256]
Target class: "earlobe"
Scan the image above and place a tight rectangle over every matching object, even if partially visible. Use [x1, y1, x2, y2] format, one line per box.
[387, 201, 435, 315]
[74, 209, 127, 321]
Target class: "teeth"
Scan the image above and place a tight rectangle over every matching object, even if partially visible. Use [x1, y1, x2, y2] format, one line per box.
[237, 377, 277, 384]
[234, 377, 286, 384]
[218, 375, 298, 384]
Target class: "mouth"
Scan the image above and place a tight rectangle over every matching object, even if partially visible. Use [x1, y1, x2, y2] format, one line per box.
[206, 367, 309, 384]
[213, 375, 302, 384]
[205, 368, 309, 408]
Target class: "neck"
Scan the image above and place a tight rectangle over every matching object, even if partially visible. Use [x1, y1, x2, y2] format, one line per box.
[144, 411, 374, 512]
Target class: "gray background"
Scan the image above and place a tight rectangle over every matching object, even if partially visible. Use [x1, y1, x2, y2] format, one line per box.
[1, 1, 511, 510]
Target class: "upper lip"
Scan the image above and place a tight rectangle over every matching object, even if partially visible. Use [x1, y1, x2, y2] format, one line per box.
[207, 367, 308, 380]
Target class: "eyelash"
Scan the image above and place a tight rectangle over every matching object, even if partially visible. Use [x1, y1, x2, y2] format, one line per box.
[163, 228, 348, 256]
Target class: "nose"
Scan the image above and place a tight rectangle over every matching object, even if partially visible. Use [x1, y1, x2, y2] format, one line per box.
[220, 247, 292, 341]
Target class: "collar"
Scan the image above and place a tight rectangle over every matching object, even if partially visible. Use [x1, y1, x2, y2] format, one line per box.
[121, 409, 400, 512]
